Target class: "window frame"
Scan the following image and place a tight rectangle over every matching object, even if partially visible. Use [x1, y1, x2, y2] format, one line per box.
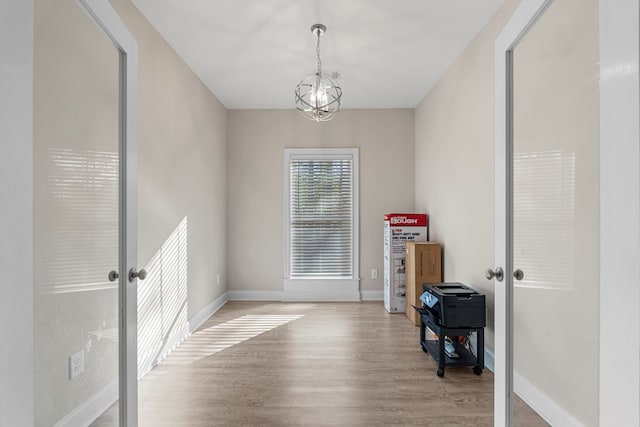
[283, 148, 360, 301]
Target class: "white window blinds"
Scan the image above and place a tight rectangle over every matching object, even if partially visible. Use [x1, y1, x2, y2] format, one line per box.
[513, 150, 575, 289]
[289, 156, 354, 278]
[37, 147, 119, 294]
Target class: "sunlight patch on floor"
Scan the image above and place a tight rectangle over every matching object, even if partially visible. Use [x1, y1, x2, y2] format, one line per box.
[159, 314, 304, 365]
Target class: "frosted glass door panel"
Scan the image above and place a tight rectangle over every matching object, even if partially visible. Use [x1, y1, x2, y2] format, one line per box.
[34, 0, 120, 425]
[511, 0, 599, 425]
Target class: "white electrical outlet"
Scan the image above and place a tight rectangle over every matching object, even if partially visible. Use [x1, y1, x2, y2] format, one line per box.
[69, 350, 84, 380]
[216, 274, 221, 285]
[371, 269, 378, 279]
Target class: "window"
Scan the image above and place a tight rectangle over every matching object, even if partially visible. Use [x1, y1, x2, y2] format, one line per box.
[284, 148, 359, 301]
[289, 155, 353, 277]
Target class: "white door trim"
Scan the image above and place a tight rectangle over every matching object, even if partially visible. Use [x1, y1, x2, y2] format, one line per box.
[598, 1, 640, 425]
[76, 1, 139, 425]
[493, 1, 553, 425]
[496, 1, 640, 426]
[0, 1, 34, 425]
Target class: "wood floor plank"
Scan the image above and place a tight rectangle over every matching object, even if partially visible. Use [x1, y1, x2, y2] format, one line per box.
[116, 301, 548, 426]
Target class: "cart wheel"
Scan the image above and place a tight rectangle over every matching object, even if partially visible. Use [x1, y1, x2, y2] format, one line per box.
[437, 368, 444, 377]
[473, 366, 483, 376]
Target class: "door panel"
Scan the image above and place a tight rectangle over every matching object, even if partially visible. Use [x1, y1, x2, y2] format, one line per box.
[34, 0, 138, 425]
[34, 0, 120, 425]
[511, 0, 599, 424]
[494, 0, 600, 425]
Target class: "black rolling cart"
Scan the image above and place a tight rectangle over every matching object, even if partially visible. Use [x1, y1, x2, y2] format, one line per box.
[416, 283, 486, 377]
[420, 312, 484, 377]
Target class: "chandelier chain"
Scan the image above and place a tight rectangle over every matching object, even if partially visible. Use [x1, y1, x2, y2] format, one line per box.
[316, 31, 322, 75]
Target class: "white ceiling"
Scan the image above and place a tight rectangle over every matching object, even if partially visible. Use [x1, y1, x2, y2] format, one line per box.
[131, 0, 504, 109]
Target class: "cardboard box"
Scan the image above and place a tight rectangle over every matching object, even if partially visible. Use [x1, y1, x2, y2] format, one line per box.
[383, 214, 428, 313]
[405, 241, 442, 326]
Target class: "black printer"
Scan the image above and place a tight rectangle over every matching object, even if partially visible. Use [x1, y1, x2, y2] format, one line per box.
[421, 282, 485, 328]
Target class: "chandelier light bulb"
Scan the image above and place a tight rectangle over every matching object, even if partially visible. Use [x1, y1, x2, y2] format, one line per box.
[310, 81, 329, 109]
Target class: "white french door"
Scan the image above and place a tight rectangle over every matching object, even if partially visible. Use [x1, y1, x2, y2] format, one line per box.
[33, 0, 139, 425]
[493, 0, 601, 425]
[494, 0, 640, 425]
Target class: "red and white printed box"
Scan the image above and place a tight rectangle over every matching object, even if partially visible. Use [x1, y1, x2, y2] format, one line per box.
[383, 213, 428, 313]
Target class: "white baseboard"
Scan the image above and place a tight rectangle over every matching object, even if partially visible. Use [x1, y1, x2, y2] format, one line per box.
[514, 372, 584, 427]
[227, 290, 284, 301]
[139, 321, 192, 378]
[484, 346, 495, 372]
[189, 291, 229, 333]
[484, 346, 583, 426]
[53, 379, 117, 427]
[228, 289, 379, 302]
[153, 321, 190, 365]
[282, 291, 361, 301]
[360, 290, 384, 301]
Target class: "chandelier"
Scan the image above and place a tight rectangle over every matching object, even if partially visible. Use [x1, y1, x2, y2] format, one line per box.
[294, 24, 342, 122]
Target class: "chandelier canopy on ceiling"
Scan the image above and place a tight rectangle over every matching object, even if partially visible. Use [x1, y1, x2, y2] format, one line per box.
[294, 24, 342, 122]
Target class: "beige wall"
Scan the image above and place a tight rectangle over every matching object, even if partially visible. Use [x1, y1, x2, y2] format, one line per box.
[227, 110, 414, 296]
[414, 0, 520, 354]
[111, 0, 228, 320]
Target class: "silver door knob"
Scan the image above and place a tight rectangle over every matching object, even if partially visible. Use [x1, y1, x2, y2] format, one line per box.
[485, 267, 504, 282]
[128, 268, 148, 282]
[108, 271, 118, 282]
[514, 269, 524, 281]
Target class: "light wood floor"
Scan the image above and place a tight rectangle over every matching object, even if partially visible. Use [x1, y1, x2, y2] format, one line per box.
[127, 301, 547, 426]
